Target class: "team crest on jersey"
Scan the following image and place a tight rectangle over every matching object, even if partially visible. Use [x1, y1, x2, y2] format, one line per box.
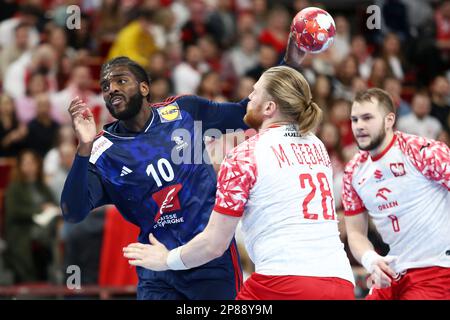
[390, 163, 406, 177]
[157, 103, 182, 123]
[152, 184, 184, 228]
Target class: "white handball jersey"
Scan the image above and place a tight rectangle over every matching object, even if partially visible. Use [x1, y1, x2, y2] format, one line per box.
[214, 124, 354, 284]
[343, 131, 450, 274]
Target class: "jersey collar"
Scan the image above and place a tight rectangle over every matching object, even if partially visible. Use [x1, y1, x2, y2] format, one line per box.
[371, 133, 397, 161]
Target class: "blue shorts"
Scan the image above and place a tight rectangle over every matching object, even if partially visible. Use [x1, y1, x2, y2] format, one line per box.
[136, 241, 243, 300]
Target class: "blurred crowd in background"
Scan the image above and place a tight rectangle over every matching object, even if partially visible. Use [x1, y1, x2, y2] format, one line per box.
[0, 0, 449, 298]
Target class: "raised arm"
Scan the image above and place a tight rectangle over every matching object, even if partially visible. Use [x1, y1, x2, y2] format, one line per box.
[60, 97, 110, 223]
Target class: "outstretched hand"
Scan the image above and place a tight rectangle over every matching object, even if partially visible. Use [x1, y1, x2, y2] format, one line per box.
[68, 96, 97, 156]
[367, 255, 398, 289]
[283, 32, 307, 70]
[123, 234, 169, 271]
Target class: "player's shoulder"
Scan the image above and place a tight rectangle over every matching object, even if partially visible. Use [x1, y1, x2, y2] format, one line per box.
[344, 150, 370, 177]
[151, 94, 197, 109]
[225, 129, 267, 163]
[395, 131, 447, 157]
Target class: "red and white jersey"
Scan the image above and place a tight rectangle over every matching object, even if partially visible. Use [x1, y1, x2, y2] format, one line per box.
[343, 131, 450, 273]
[214, 124, 354, 284]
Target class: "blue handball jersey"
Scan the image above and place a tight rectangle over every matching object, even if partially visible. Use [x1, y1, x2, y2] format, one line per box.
[61, 95, 248, 250]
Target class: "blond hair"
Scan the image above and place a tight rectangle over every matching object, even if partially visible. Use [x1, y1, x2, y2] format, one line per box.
[262, 66, 322, 134]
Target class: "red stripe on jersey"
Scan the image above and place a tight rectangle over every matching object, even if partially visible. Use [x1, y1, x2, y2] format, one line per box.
[214, 205, 244, 217]
[151, 95, 189, 108]
[229, 242, 243, 294]
[95, 130, 104, 139]
[371, 134, 397, 161]
[344, 207, 366, 216]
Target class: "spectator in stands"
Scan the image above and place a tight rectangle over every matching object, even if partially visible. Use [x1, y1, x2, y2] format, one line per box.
[4, 44, 58, 100]
[381, 32, 405, 81]
[0, 22, 32, 82]
[397, 92, 442, 139]
[94, 0, 126, 56]
[15, 71, 54, 125]
[258, 5, 290, 55]
[149, 77, 172, 103]
[51, 64, 105, 127]
[172, 44, 209, 94]
[227, 32, 259, 78]
[350, 36, 373, 80]
[107, 9, 160, 69]
[4, 149, 58, 283]
[245, 44, 278, 81]
[430, 75, 450, 132]
[197, 71, 226, 102]
[0, 94, 27, 157]
[367, 58, 392, 89]
[313, 75, 333, 115]
[333, 54, 360, 101]
[383, 76, 411, 118]
[330, 15, 351, 65]
[25, 94, 60, 157]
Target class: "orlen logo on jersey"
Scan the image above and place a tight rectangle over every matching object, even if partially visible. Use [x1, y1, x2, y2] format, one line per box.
[390, 163, 406, 177]
[375, 187, 391, 201]
[152, 184, 182, 223]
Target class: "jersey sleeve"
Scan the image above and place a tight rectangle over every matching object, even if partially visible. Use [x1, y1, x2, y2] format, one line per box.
[342, 154, 367, 216]
[60, 154, 111, 223]
[213, 139, 257, 217]
[397, 132, 450, 191]
[177, 95, 249, 133]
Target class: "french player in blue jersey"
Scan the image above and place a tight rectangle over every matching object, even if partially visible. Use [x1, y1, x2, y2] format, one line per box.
[61, 36, 304, 300]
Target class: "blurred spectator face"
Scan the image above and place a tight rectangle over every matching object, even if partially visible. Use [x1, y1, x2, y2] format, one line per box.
[320, 122, 340, 149]
[411, 94, 431, 119]
[351, 36, 367, 57]
[331, 100, 351, 122]
[58, 142, 76, 170]
[198, 37, 219, 60]
[15, 24, 30, 49]
[437, 130, 450, 146]
[236, 76, 255, 100]
[150, 52, 168, 76]
[57, 125, 76, 145]
[27, 73, 48, 96]
[335, 16, 349, 36]
[49, 27, 68, 51]
[237, 12, 256, 34]
[267, 7, 290, 30]
[35, 94, 51, 119]
[189, 0, 206, 23]
[431, 76, 450, 97]
[240, 33, 258, 54]
[383, 77, 402, 98]
[340, 55, 358, 79]
[253, 0, 267, 16]
[259, 45, 277, 68]
[185, 45, 203, 66]
[149, 78, 170, 102]
[314, 75, 331, 98]
[370, 58, 389, 80]
[19, 151, 40, 182]
[199, 72, 221, 96]
[32, 45, 57, 73]
[71, 65, 92, 91]
[293, 0, 311, 12]
[383, 33, 400, 56]
[352, 77, 368, 95]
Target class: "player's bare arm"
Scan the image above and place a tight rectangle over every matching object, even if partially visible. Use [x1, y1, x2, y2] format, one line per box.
[68, 96, 97, 156]
[345, 213, 397, 288]
[123, 211, 240, 271]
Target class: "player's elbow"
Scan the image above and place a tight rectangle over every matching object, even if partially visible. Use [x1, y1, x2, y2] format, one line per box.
[60, 201, 86, 223]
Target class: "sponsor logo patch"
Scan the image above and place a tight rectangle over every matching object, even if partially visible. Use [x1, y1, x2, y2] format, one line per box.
[157, 104, 182, 123]
[89, 136, 113, 164]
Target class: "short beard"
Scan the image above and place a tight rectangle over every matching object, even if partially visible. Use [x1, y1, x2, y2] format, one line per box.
[106, 91, 143, 120]
[357, 129, 386, 151]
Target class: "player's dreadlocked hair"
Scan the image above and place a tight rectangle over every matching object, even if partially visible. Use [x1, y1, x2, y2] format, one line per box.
[262, 66, 322, 134]
[100, 56, 152, 101]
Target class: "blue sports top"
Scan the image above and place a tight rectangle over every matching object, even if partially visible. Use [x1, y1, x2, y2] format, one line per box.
[61, 95, 248, 250]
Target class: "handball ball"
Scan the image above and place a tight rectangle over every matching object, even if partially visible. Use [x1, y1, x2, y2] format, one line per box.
[291, 7, 336, 53]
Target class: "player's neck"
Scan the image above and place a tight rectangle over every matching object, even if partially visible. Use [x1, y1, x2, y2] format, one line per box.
[369, 130, 395, 159]
[120, 103, 152, 132]
[260, 118, 294, 130]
